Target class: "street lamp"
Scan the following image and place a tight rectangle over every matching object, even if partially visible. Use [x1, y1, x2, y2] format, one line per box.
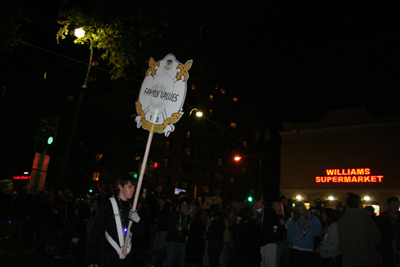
[74, 28, 85, 38]
[189, 108, 203, 118]
[56, 27, 94, 191]
[234, 155, 263, 198]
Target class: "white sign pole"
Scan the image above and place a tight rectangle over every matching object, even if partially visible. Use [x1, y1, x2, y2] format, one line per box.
[122, 124, 154, 255]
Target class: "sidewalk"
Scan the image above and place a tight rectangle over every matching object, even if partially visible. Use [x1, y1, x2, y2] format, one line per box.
[0, 242, 76, 267]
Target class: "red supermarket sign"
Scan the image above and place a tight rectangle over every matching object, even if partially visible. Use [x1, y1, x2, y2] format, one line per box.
[14, 176, 31, 180]
[315, 168, 383, 183]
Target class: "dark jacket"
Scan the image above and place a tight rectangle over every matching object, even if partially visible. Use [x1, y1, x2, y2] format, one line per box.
[235, 218, 262, 264]
[260, 207, 287, 245]
[338, 208, 380, 267]
[206, 215, 226, 241]
[155, 201, 171, 232]
[166, 210, 190, 243]
[376, 210, 400, 265]
[85, 196, 145, 267]
[185, 216, 206, 263]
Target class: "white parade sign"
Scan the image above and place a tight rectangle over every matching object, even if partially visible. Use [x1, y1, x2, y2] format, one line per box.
[135, 54, 193, 137]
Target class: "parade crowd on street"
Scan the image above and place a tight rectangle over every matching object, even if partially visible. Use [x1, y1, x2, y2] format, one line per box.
[1, 178, 400, 267]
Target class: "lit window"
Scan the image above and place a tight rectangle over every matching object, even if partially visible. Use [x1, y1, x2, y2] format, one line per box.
[204, 185, 210, 194]
[243, 141, 247, 147]
[218, 158, 223, 166]
[215, 173, 223, 180]
[44, 72, 47, 80]
[220, 88, 225, 94]
[209, 109, 213, 115]
[230, 177, 235, 183]
[92, 172, 100, 181]
[191, 84, 195, 90]
[186, 130, 195, 138]
[210, 95, 214, 101]
[66, 95, 74, 102]
[95, 154, 103, 162]
[233, 96, 238, 102]
[231, 122, 237, 128]
[88, 74, 96, 82]
[184, 146, 191, 156]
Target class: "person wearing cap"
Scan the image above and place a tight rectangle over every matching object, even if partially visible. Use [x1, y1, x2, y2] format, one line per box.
[85, 175, 145, 267]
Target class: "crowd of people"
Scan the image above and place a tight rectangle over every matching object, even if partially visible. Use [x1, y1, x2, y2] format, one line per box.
[1, 177, 400, 267]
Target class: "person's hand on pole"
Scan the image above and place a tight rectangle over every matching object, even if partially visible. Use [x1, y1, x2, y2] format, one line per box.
[129, 210, 140, 223]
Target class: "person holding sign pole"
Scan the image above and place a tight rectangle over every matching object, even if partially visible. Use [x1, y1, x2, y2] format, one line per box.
[85, 175, 145, 267]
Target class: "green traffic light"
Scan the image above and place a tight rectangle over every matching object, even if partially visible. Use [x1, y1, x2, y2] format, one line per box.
[248, 196, 253, 202]
[133, 173, 138, 179]
[89, 189, 93, 193]
[47, 136, 54, 145]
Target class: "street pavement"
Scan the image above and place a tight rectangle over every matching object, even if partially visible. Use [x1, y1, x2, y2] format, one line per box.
[0, 243, 76, 267]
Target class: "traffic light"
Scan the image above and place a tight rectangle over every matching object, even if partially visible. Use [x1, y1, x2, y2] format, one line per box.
[150, 161, 158, 168]
[146, 160, 158, 178]
[248, 196, 253, 203]
[45, 117, 58, 146]
[133, 173, 138, 179]
[36, 116, 58, 151]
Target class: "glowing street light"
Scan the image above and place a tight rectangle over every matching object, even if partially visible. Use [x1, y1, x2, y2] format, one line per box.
[328, 196, 334, 201]
[364, 196, 371, 201]
[189, 108, 203, 118]
[74, 28, 85, 38]
[296, 195, 302, 201]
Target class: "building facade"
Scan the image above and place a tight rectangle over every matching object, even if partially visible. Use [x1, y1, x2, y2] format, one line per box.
[279, 108, 400, 213]
[45, 64, 269, 203]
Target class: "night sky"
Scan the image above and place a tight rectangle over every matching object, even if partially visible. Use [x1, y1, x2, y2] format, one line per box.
[2, 1, 400, 119]
[1, 1, 400, 177]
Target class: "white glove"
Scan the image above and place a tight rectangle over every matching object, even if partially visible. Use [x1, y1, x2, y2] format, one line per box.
[129, 210, 140, 223]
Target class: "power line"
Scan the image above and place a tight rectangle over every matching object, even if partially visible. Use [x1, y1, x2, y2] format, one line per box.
[20, 41, 142, 83]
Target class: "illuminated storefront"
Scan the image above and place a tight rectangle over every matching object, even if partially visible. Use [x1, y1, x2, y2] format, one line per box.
[279, 108, 400, 214]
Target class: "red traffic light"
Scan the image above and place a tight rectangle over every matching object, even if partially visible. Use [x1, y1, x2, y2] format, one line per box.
[150, 162, 158, 168]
